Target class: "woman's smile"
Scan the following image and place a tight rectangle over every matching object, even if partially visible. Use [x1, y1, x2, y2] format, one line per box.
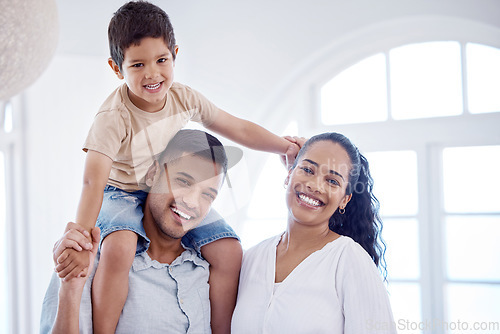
[296, 191, 325, 209]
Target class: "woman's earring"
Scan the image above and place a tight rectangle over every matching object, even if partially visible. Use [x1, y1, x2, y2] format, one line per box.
[339, 207, 345, 215]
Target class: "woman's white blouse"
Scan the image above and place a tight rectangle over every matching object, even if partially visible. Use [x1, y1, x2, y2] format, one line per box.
[231, 235, 396, 334]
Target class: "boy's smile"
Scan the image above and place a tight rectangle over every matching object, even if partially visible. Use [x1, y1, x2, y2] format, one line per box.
[109, 37, 179, 113]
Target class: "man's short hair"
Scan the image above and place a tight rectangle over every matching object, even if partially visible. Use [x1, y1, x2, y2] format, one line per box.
[159, 130, 228, 178]
[108, 1, 177, 71]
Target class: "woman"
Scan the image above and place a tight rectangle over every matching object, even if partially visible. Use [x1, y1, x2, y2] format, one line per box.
[231, 132, 396, 334]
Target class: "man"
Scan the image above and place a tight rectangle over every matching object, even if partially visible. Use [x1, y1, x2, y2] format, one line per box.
[40, 129, 242, 333]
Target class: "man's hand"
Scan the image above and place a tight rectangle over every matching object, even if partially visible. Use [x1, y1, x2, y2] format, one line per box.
[52, 225, 100, 334]
[53, 222, 98, 280]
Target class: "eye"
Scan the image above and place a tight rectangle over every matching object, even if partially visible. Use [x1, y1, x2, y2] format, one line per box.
[175, 178, 190, 187]
[327, 178, 340, 186]
[157, 58, 167, 63]
[203, 192, 216, 201]
[131, 63, 143, 68]
[299, 166, 314, 174]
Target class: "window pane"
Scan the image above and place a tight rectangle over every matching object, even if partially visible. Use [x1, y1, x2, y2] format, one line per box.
[390, 41, 463, 119]
[3, 102, 13, 133]
[445, 215, 500, 281]
[321, 53, 388, 125]
[467, 43, 500, 114]
[446, 283, 500, 333]
[388, 283, 422, 331]
[443, 146, 500, 213]
[383, 218, 420, 280]
[365, 151, 418, 216]
[0, 152, 8, 333]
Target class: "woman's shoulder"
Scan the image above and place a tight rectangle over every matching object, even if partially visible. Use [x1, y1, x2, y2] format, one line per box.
[335, 236, 373, 261]
[243, 234, 281, 259]
[334, 236, 382, 279]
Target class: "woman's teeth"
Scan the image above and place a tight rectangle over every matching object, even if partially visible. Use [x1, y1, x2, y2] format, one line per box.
[298, 193, 323, 207]
[145, 82, 161, 90]
[171, 207, 192, 220]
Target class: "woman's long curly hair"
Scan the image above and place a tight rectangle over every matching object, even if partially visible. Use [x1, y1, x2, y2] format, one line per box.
[293, 133, 386, 277]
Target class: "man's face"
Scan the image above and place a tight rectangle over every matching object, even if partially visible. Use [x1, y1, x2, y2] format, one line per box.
[147, 154, 224, 240]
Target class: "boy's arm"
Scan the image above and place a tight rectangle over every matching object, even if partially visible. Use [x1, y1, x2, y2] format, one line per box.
[206, 110, 299, 160]
[76, 150, 113, 232]
[56, 150, 112, 279]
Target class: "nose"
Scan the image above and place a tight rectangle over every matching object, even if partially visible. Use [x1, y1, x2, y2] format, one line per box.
[180, 189, 200, 211]
[306, 176, 324, 193]
[145, 63, 159, 80]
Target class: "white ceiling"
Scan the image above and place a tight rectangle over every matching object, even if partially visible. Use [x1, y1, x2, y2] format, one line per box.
[54, 0, 500, 118]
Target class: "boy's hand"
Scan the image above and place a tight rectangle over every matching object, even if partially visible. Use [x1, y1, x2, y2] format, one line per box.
[280, 136, 304, 170]
[53, 222, 97, 280]
[55, 249, 91, 280]
[56, 226, 100, 292]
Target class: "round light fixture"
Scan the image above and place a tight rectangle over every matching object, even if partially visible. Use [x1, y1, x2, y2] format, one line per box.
[0, 0, 59, 101]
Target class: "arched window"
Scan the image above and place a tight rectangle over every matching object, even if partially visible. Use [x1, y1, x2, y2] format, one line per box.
[320, 42, 500, 328]
[240, 32, 500, 329]
[321, 42, 500, 124]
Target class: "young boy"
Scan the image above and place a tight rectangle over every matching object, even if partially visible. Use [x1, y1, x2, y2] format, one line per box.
[56, 1, 299, 333]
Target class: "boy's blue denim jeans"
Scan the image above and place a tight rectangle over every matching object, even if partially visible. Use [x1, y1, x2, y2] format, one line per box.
[97, 185, 240, 256]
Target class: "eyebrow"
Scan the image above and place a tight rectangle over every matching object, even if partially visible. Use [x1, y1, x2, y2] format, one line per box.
[302, 159, 345, 181]
[176, 172, 219, 196]
[129, 53, 171, 64]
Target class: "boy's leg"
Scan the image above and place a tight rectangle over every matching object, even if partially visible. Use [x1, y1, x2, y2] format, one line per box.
[92, 230, 137, 334]
[201, 238, 242, 334]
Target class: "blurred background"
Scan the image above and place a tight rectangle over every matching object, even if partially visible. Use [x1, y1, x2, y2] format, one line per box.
[1, 0, 499, 333]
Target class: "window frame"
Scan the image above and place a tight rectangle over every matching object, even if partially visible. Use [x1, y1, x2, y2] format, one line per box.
[238, 16, 500, 334]
[310, 26, 500, 331]
[0, 98, 32, 334]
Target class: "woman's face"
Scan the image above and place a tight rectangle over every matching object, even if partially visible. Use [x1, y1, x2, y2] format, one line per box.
[285, 140, 352, 227]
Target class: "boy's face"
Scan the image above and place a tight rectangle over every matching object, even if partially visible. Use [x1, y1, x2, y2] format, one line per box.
[147, 154, 224, 240]
[109, 37, 178, 113]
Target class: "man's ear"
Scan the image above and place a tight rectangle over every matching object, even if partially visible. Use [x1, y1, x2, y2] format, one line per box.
[108, 58, 124, 80]
[145, 160, 160, 188]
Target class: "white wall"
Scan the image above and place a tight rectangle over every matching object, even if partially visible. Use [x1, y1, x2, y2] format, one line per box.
[22, 55, 120, 332]
[11, 0, 500, 332]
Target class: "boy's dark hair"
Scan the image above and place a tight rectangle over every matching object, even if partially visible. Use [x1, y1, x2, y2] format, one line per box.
[108, 1, 176, 71]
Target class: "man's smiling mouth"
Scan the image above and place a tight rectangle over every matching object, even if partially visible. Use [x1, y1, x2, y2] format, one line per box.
[171, 206, 193, 220]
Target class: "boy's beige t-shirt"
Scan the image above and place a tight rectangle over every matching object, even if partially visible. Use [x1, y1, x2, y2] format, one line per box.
[83, 82, 220, 191]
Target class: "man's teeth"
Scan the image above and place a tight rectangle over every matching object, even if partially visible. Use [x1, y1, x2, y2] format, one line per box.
[299, 193, 322, 207]
[145, 83, 161, 90]
[172, 207, 192, 220]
